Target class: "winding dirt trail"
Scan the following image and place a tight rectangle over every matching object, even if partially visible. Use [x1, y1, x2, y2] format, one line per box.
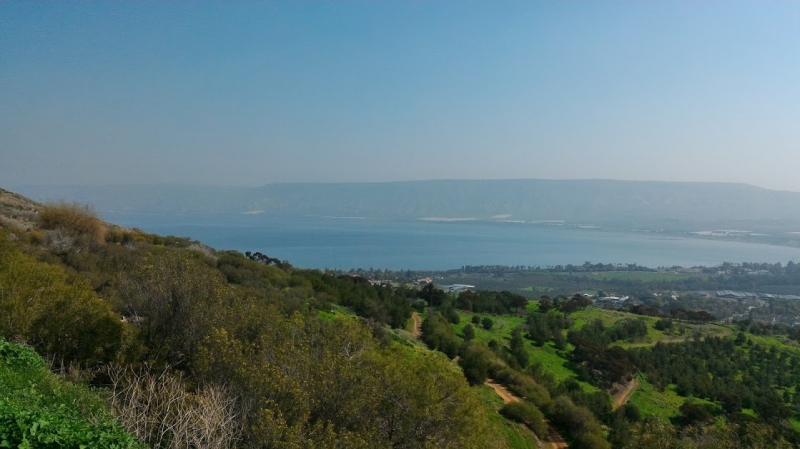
[411, 312, 422, 338]
[485, 379, 568, 449]
[486, 379, 519, 403]
[612, 377, 639, 410]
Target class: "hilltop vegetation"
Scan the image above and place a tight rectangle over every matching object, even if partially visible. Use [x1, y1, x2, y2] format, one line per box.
[0, 193, 501, 448]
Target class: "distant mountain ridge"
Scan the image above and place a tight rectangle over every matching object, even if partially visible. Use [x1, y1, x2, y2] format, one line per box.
[13, 179, 800, 227]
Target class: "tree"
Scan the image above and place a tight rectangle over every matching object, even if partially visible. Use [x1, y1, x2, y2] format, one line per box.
[509, 328, 529, 368]
[458, 341, 494, 385]
[463, 324, 475, 341]
[418, 282, 446, 307]
[481, 317, 494, 330]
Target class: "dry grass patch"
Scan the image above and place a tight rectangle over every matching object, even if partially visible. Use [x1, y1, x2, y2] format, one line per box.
[38, 200, 107, 244]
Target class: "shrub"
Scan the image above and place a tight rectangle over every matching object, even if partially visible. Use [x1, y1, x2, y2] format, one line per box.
[458, 341, 498, 385]
[38, 201, 106, 244]
[499, 401, 547, 438]
[493, 369, 551, 408]
[463, 324, 475, 341]
[0, 250, 124, 367]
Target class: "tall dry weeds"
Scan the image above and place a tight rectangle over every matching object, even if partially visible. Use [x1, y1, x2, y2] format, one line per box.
[106, 365, 243, 449]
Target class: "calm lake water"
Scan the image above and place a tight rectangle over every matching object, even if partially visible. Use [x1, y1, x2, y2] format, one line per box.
[104, 213, 800, 270]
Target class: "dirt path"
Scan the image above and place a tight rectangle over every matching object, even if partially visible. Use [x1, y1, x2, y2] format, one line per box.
[485, 380, 568, 449]
[411, 312, 422, 338]
[485, 379, 519, 403]
[543, 425, 568, 449]
[612, 377, 639, 410]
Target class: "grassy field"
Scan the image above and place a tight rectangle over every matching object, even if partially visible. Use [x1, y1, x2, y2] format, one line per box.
[518, 285, 557, 295]
[628, 376, 685, 420]
[452, 310, 598, 392]
[628, 377, 717, 421]
[554, 271, 706, 282]
[453, 311, 527, 344]
[475, 385, 540, 449]
[568, 307, 734, 348]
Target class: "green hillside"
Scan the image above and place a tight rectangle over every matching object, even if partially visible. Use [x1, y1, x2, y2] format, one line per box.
[0, 191, 527, 448]
[1, 188, 799, 448]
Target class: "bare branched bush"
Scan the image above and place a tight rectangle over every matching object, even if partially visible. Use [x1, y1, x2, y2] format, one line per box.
[107, 365, 243, 449]
[187, 243, 217, 260]
[38, 201, 106, 244]
[45, 227, 75, 250]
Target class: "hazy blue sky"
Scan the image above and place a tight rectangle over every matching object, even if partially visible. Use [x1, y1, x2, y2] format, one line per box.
[2, 2, 799, 191]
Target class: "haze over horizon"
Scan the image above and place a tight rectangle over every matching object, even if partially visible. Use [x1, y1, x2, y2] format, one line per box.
[3, 2, 800, 192]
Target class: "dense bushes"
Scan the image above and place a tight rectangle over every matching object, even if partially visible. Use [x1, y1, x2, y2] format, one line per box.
[457, 341, 498, 385]
[420, 312, 461, 358]
[295, 270, 413, 328]
[493, 369, 550, 408]
[196, 313, 490, 448]
[0, 247, 124, 367]
[455, 290, 528, 314]
[629, 336, 800, 423]
[548, 396, 609, 449]
[499, 401, 547, 438]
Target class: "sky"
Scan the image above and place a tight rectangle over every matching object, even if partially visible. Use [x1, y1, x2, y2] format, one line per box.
[2, 2, 799, 191]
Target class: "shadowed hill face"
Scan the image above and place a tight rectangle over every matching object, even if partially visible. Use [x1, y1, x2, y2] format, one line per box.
[0, 187, 41, 230]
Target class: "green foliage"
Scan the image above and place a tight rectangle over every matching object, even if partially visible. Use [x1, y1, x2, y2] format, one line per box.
[547, 395, 607, 446]
[295, 270, 413, 328]
[655, 318, 674, 331]
[462, 323, 475, 341]
[620, 415, 794, 448]
[118, 251, 230, 367]
[493, 369, 551, 409]
[567, 318, 641, 386]
[0, 248, 124, 367]
[197, 313, 491, 448]
[475, 386, 540, 449]
[482, 317, 494, 330]
[509, 328, 529, 369]
[421, 312, 461, 358]
[0, 338, 140, 448]
[558, 294, 593, 315]
[418, 282, 447, 307]
[499, 402, 547, 439]
[455, 290, 528, 314]
[458, 341, 498, 385]
[526, 310, 569, 346]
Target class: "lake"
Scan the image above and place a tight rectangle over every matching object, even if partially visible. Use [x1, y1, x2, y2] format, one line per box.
[103, 213, 800, 270]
